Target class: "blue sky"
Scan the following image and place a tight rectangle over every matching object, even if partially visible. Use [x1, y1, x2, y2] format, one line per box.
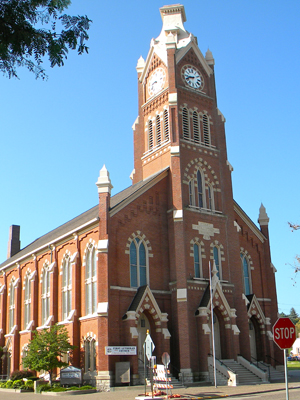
[1, 1, 299, 316]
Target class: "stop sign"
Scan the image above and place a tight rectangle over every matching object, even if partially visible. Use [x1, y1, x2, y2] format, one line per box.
[273, 317, 296, 350]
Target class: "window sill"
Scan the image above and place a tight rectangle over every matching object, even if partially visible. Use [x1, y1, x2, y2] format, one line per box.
[78, 313, 98, 321]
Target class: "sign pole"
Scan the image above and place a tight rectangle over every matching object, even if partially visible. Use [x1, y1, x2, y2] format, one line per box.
[144, 342, 146, 396]
[209, 261, 217, 388]
[284, 348, 289, 400]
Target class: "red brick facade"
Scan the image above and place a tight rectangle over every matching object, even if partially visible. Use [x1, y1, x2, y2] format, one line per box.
[0, 4, 281, 388]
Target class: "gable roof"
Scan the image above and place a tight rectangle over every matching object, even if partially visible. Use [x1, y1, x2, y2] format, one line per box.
[0, 168, 169, 270]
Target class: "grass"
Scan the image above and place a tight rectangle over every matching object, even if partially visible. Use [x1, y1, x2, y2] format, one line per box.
[287, 361, 300, 370]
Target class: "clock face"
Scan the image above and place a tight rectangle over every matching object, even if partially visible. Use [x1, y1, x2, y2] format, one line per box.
[148, 67, 166, 97]
[182, 65, 203, 90]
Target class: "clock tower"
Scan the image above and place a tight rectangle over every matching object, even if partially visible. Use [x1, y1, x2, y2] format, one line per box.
[132, 4, 252, 377]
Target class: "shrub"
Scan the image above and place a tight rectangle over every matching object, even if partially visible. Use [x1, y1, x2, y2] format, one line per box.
[80, 385, 95, 390]
[0, 382, 6, 388]
[36, 383, 51, 393]
[24, 380, 34, 390]
[5, 380, 13, 388]
[10, 370, 35, 381]
[12, 379, 23, 388]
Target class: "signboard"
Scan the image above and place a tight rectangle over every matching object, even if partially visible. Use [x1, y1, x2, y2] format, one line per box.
[162, 352, 170, 367]
[144, 333, 155, 360]
[105, 346, 136, 355]
[273, 317, 296, 350]
[60, 366, 82, 386]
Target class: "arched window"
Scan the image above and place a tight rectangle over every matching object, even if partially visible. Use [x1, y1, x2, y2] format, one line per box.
[84, 337, 96, 372]
[213, 246, 222, 279]
[182, 107, 190, 139]
[8, 281, 15, 332]
[163, 109, 169, 141]
[203, 114, 210, 146]
[197, 170, 204, 208]
[193, 243, 202, 278]
[189, 179, 195, 206]
[42, 266, 50, 325]
[24, 275, 31, 329]
[130, 238, 147, 288]
[62, 256, 72, 320]
[156, 114, 161, 146]
[193, 111, 200, 143]
[85, 245, 97, 315]
[241, 253, 251, 295]
[148, 120, 154, 150]
[208, 184, 215, 210]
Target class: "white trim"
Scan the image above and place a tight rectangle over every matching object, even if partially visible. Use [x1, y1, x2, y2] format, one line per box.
[1, 218, 98, 270]
[110, 169, 169, 217]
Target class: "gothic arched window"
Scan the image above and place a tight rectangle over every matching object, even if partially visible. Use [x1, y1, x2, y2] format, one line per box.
[189, 179, 195, 206]
[24, 275, 31, 329]
[197, 170, 204, 208]
[203, 114, 210, 146]
[208, 184, 215, 210]
[84, 337, 96, 372]
[241, 253, 251, 295]
[8, 281, 15, 332]
[148, 120, 154, 150]
[130, 238, 147, 288]
[182, 107, 190, 140]
[156, 114, 161, 146]
[163, 109, 169, 141]
[193, 243, 202, 278]
[213, 246, 222, 279]
[62, 256, 72, 320]
[42, 266, 50, 325]
[85, 245, 97, 315]
[193, 111, 200, 143]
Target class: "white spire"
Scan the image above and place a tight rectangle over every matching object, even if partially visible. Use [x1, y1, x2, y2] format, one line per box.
[258, 203, 269, 226]
[96, 165, 113, 195]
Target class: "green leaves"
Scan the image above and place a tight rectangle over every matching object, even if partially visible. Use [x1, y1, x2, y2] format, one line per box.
[0, 0, 91, 79]
[22, 324, 75, 385]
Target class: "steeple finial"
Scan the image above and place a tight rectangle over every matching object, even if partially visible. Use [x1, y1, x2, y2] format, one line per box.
[96, 165, 113, 195]
[258, 203, 269, 226]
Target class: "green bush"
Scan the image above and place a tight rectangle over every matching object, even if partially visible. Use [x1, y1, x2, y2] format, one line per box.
[24, 380, 34, 390]
[67, 386, 80, 390]
[10, 370, 35, 381]
[51, 387, 67, 392]
[5, 380, 13, 388]
[79, 385, 95, 390]
[12, 379, 23, 388]
[0, 382, 6, 388]
[36, 383, 51, 393]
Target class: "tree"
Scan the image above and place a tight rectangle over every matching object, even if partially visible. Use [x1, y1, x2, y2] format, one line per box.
[22, 324, 74, 386]
[289, 307, 299, 325]
[0, 0, 91, 79]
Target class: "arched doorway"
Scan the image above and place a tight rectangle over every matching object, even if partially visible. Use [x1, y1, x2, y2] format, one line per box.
[137, 313, 151, 369]
[249, 320, 257, 360]
[250, 316, 263, 361]
[213, 311, 221, 359]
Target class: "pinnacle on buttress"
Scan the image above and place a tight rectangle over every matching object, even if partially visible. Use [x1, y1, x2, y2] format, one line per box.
[258, 203, 269, 226]
[205, 48, 215, 66]
[96, 165, 113, 195]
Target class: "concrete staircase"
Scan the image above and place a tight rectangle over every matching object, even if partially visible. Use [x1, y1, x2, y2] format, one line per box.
[255, 362, 285, 382]
[138, 366, 185, 389]
[220, 359, 263, 385]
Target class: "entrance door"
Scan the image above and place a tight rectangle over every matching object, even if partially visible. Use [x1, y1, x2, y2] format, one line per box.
[137, 313, 151, 369]
[213, 312, 221, 359]
[249, 321, 257, 360]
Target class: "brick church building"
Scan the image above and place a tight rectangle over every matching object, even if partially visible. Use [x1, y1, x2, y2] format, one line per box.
[0, 4, 281, 388]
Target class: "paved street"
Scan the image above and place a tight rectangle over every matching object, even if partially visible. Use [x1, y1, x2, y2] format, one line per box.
[0, 372, 299, 400]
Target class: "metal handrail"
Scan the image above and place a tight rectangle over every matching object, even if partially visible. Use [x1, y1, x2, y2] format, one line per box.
[250, 356, 271, 381]
[207, 353, 236, 374]
[266, 354, 282, 365]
